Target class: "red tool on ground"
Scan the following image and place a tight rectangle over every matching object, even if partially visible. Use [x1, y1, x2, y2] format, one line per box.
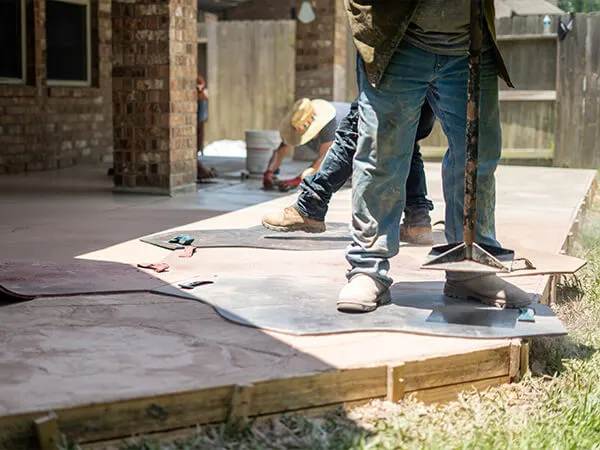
[137, 263, 170, 273]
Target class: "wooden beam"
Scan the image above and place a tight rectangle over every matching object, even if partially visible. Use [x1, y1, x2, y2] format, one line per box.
[249, 367, 387, 416]
[499, 90, 556, 102]
[0, 348, 516, 447]
[403, 346, 510, 392]
[497, 33, 557, 42]
[410, 376, 510, 404]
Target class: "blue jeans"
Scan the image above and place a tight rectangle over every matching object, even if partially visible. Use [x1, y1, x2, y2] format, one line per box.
[295, 100, 435, 222]
[347, 42, 502, 287]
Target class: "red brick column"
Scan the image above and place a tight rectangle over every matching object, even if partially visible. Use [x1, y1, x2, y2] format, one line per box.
[295, 0, 347, 101]
[112, 0, 197, 194]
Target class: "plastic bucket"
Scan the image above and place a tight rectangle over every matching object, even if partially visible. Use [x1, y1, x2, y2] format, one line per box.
[245, 129, 280, 174]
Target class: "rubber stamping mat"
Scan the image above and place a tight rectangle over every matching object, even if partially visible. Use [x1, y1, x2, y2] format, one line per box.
[141, 223, 352, 251]
[154, 275, 567, 339]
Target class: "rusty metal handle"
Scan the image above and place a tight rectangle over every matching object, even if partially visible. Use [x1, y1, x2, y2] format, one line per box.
[463, 0, 484, 248]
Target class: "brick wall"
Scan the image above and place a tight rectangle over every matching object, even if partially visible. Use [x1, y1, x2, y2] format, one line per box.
[0, 0, 113, 174]
[296, 0, 347, 101]
[225, 0, 296, 21]
[112, 0, 197, 193]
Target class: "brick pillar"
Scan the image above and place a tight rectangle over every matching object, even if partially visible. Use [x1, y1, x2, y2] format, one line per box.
[112, 0, 197, 194]
[295, 0, 347, 101]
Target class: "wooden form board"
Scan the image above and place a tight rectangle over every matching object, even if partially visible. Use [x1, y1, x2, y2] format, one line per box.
[0, 343, 518, 449]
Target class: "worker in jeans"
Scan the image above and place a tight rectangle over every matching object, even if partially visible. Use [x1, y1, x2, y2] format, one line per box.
[262, 99, 437, 245]
[336, 0, 533, 313]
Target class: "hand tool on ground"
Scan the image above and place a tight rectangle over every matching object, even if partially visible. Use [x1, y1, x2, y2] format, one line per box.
[168, 234, 195, 246]
[422, 0, 515, 273]
[518, 307, 536, 323]
[137, 263, 170, 273]
[178, 280, 214, 289]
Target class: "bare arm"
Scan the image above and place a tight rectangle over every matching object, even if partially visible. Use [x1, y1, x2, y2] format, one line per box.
[266, 142, 292, 173]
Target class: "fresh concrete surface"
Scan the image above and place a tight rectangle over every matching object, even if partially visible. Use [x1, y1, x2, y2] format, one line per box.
[0, 157, 305, 262]
[0, 161, 595, 424]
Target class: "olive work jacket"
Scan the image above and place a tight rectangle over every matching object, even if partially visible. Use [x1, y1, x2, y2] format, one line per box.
[345, 0, 513, 88]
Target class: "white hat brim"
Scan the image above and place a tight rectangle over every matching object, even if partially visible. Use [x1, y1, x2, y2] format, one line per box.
[279, 99, 336, 147]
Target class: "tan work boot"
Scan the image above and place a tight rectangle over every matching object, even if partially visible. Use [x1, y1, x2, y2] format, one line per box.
[401, 207, 434, 245]
[444, 273, 533, 309]
[262, 206, 326, 233]
[337, 274, 391, 313]
[400, 224, 434, 245]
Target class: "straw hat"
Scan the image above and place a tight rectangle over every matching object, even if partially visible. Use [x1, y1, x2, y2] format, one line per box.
[279, 98, 336, 146]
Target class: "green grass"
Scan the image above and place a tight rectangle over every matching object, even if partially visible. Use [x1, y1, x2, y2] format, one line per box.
[63, 199, 600, 450]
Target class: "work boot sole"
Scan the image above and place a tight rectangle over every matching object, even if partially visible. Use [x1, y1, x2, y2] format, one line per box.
[337, 289, 392, 313]
[443, 282, 531, 309]
[261, 219, 326, 233]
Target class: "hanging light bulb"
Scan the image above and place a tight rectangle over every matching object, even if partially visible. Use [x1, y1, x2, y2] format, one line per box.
[298, 1, 316, 24]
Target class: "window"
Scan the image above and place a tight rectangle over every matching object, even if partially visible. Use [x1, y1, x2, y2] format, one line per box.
[46, 0, 91, 86]
[0, 0, 26, 84]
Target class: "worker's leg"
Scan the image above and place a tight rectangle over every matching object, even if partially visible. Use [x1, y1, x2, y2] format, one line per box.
[294, 100, 358, 221]
[426, 50, 500, 247]
[427, 50, 531, 308]
[340, 42, 432, 313]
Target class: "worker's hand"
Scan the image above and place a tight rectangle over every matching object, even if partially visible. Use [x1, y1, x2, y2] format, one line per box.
[278, 176, 302, 192]
[301, 167, 317, 179]
[263, 170, 279, 190]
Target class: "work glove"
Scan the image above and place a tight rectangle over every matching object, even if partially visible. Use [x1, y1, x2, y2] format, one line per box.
[263, 170, 280, 190]
[278, 176, 302, 192]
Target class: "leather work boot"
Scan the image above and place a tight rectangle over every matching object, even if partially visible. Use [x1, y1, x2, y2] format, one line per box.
[444, 273, 534, 309]
[261, 205, 326, 233]
[400, 207, 434, 245]
[400, 224, 434, 245]
[337, 274, 391, 313]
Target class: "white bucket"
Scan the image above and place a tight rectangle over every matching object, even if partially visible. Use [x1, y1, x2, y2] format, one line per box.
[245, 129, 280, 174]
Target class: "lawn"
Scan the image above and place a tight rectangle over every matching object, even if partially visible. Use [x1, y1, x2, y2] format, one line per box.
[65, 198, 600, 450]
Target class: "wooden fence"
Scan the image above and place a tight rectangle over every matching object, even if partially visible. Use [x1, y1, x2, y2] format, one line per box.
[421, 15, 560, 152]
[554, 13, 600, 169]
[199, 20, 296, 142]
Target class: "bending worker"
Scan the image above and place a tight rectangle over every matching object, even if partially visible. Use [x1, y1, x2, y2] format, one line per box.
[262, 98, 437, 245]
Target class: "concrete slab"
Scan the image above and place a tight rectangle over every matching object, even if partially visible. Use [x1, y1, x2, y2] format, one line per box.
[0, 162, 595, 447]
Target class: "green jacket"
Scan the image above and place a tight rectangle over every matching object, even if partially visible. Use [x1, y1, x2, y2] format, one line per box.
[345, 0, 513, 88]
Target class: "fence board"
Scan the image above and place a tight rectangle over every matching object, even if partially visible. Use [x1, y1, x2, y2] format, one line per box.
[554, 14, 600, 169]
[203, 20, 296, 142]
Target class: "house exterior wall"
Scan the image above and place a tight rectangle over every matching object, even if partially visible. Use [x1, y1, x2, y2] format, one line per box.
[0, 0, 113, 174]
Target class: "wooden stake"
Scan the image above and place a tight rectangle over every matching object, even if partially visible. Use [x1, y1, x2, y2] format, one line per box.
[228, 384, 253, 421]
[509, 339, 522, 382]
[386, 364, 405, 403]
[520, 340, 531, 379]
[34, 411, 60, 450]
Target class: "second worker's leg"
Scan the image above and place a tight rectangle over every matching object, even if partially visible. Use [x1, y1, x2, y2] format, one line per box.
[261, 101, 359, 233]
[402, 100, 437, 244]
